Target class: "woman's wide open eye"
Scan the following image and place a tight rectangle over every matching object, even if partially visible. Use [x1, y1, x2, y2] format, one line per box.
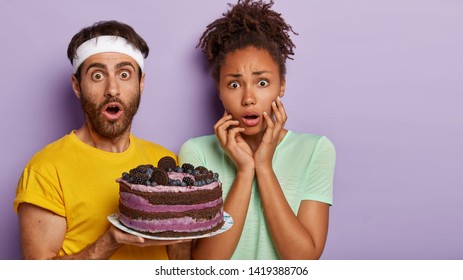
[228, 81, 240, 89]
[258, 79, 269, 87]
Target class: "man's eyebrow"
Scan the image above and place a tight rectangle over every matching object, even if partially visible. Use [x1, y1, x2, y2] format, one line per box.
[85, 61, 137, 74]
[116, 61, 136, 70]
[85, 62, 107, 74]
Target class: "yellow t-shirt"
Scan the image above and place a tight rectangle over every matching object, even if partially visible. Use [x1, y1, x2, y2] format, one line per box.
[14, 131, 176, 259]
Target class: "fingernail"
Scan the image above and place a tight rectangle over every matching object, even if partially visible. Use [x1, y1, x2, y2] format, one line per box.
[263, 111, 268, 116]
[272, 101, 276, 107]
[277, 96, 281, 101]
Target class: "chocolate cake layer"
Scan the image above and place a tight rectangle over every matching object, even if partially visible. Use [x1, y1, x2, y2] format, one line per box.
[119, 183, 222, 205]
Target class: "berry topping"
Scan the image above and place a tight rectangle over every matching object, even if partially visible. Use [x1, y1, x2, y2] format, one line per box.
[194, 171, 214, 182]
[181, 163, 194, 173]
[169, 179, 182, 186]
[130, 164, 153, 176]
[120, 161, 220, 187]
[122, 172, 130, 181]
[182, 177, 194, 186]
[194, 166, 209, 174]
[128, 173, 150, 185]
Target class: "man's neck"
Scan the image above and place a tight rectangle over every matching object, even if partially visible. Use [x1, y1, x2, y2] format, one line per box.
[74, 123, 131, 153]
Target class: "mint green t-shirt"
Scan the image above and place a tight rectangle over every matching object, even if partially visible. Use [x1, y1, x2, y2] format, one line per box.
[179, 131, 336, 259]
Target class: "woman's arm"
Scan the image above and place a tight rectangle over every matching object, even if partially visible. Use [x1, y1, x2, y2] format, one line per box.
[254, 98, 330, 259]
[255, 168, 329, 259]
[192, 169, 254, 259]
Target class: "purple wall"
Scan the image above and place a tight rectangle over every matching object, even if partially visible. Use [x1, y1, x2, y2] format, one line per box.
[1, 0, 462, 259]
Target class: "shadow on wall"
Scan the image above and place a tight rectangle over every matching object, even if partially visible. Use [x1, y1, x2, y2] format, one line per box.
[55, 73, 85, 134]
[193, 50, 224, 137]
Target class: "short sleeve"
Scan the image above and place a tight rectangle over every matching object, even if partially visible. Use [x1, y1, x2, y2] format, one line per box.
[301, 136, 336, 205]
[178, 139, 206, 167]
[14, 166, 65, 216]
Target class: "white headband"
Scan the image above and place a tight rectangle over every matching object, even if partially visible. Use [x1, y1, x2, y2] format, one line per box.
[72, 35, 144, 74]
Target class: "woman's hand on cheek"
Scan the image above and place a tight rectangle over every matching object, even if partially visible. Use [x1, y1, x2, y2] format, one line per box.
[272, 96, 287, 133]
[214, 111, 255, 172]
[254, 97, 287, 167]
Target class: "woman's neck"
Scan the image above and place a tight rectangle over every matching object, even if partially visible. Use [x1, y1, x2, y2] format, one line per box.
[242, 129, 288, 153]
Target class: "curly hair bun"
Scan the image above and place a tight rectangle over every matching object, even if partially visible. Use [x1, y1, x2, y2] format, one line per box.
[198, 0, 297, 81]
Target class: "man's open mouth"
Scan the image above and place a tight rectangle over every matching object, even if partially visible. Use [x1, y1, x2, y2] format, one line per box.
[102, 103, 124, 120]
[106, 105, 121, 115]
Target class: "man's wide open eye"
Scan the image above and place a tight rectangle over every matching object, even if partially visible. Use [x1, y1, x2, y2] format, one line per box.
[119, 71, 131, 80]
[92, 72, 104, 80]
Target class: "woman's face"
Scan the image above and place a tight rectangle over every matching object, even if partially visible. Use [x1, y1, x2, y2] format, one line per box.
[218, 47, 285, 136]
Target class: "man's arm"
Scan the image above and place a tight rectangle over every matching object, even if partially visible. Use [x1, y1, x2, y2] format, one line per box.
[18, 203, 188, 259]
[18, 203, 67, 259]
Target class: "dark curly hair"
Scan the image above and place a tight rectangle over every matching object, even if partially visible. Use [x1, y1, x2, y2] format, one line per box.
[67, 20, 149, 81]
[197, 0, 297, 83]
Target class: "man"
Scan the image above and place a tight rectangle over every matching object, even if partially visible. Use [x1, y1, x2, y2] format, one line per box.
[14, 20, 189, 259]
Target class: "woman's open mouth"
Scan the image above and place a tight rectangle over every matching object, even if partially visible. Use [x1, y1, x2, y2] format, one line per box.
[241, 112, 260, 127]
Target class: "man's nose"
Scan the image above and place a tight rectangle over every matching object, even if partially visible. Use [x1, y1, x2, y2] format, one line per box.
[105, 76, 120, 97]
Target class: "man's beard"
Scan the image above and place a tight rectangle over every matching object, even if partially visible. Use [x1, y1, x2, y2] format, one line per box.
[79, 91, 141, 139]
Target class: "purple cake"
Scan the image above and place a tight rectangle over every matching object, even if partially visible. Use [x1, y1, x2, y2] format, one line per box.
[116, 156, 224, 237]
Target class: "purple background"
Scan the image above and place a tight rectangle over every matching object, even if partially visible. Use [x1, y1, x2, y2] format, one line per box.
[1, 0, 462, 260]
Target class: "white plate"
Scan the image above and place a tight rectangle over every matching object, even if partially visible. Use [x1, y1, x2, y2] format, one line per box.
[107, 212, 233, 240]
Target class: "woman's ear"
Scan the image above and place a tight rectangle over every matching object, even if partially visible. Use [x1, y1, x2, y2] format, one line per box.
[71, 75, 81, 99]
[279, 78, 286, 98]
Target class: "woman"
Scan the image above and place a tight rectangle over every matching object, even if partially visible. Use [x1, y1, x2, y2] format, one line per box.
[179, 0, 335, 260]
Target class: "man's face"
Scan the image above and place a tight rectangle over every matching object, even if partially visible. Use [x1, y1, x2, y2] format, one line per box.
[72, 52, 144, 139]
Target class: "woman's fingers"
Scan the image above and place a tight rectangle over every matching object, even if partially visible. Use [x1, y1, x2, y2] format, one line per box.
[226, 126, 246, 146]
[263, 111, 274, 130]
[213, 111, 232, 133]
[261, 111, 276, 142]
[261, 97, 287, 144]
[273, 97, 287, 130]
[214, 113, 239, 147]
